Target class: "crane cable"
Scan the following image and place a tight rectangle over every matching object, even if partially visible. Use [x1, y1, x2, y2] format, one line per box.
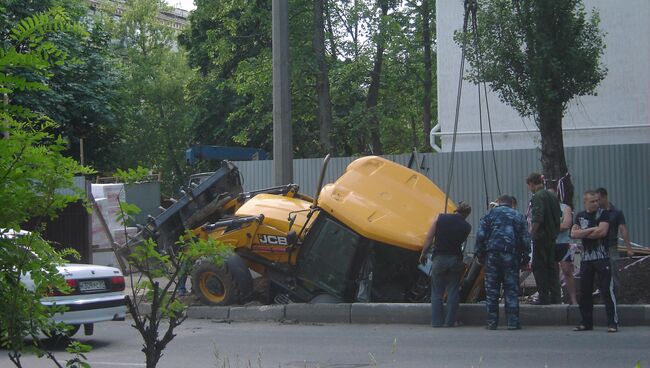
[470, 1, 502, 205]
[444, 0, 502, 213]
[443, 0, 472, 214]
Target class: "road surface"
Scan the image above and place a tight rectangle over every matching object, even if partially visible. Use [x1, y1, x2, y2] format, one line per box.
[1, 320, 648, 367]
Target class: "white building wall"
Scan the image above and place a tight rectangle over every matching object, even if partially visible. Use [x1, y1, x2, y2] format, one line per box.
[434, 0, 650, 152]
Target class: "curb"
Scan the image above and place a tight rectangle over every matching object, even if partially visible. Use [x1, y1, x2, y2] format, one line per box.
[166, 303, 650, 326]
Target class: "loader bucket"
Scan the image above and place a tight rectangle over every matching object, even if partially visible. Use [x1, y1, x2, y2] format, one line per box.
[126, 161, 244, 255]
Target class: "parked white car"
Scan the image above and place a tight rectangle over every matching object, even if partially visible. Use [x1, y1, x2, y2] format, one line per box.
[22, 263, 128, 337]
[4, 229, 127, 337]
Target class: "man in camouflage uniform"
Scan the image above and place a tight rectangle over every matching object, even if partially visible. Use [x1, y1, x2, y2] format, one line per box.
[475, 195, 530, 330]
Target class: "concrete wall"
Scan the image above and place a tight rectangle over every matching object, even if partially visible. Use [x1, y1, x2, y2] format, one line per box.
[435, 0, 650, 152]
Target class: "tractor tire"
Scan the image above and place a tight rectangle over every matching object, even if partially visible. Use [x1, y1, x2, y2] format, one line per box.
[192, 254, 253, 306]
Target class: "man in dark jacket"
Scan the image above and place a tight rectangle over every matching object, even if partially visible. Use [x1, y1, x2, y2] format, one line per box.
[526, 173, 562, 304]
[420, 202, 472, 327]
[475, 195, 530, 330]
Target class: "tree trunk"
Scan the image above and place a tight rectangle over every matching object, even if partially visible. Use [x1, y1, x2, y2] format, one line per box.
[159, 104, 184, 189]
[421, 0, 433, 152]
[353, 0, 359, 58]
[324, 0, 337, 60]
[366, 1, 389, 155]
[313, 0, 333, 154]
[410, 116, 418, 148]
[538, 100, 574, 207]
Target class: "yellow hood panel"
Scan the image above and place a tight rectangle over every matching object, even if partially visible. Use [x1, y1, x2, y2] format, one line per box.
[318, 156, 455, 251]
[236, 193, 313, 234]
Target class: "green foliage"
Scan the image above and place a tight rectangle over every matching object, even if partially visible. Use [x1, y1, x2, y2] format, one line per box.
[0, 232, 68, 351]
[1, 7, 94, 228]
[4, 1, 123, 173]
[10, 7, 87, 45]
[117, 201, 142, 227]
[375, 0, 437, 153]
[64, 341, 93, 368]
[115, 165, 152, 184]
[6, 0, 440, 197]
[124, 236, 182, 368]
[114, 179, 229, 367]
[2, 1, 121, 174]
[19, 19, 124, 173]
[455, 0, 607, 121]
[181, 235, 231, 266]
[6, 0, 441, 199]
[127, 236, 229, 282]
[0, 117, 93, 227]
[454, 0, 605, 205]
[108, 0, 198, 195]
[179, 0, 273, 153]
[181, 0, 436, 157]
[128, 238, 172, 278]
[0, 6, 88, 96]
[0, 6, 94, 367]
[124, 233, 229, 368]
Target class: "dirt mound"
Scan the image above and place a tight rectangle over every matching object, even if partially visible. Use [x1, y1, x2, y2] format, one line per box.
[617, 256, 650, 304]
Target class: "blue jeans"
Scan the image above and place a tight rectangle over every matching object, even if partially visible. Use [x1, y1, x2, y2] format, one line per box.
[430, 254, 464, 327]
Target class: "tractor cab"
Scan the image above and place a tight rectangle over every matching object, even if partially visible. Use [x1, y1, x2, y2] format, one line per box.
[270, 211, 422, 303]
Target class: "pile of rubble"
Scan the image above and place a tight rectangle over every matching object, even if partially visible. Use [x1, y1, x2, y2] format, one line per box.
[617, 256, 650, 304]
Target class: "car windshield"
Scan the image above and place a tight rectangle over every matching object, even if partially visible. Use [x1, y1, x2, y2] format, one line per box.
[296, 216, 361, 297]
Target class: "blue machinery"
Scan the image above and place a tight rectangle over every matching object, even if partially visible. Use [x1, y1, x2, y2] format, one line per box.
[185, 145, 268, 165]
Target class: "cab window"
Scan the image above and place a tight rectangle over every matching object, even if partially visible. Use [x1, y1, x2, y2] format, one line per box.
[296, 217, 360, 297]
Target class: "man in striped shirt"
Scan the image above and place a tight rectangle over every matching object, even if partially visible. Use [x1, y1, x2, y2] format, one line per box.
[571, 190, 618, 332]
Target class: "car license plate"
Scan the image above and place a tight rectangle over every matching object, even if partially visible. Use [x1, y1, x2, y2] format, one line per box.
[79, 280, 106, 292]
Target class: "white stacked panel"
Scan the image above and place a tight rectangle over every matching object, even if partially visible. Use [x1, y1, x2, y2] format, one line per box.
[91, 184, 125, 267]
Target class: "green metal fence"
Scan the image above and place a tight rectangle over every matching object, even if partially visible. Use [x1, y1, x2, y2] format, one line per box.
[235, 143, 650, 247]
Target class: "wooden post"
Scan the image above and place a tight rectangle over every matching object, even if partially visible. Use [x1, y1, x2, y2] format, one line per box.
[80, 138, 84, 166]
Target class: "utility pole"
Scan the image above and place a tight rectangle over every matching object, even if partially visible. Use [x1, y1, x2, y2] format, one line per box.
[272, 0, 293, 185]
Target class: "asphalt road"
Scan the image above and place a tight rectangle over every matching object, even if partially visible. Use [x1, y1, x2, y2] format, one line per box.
[2, 320, 648, 367]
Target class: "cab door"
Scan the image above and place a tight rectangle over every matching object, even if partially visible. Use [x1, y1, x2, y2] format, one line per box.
[294, 215, 362, 300]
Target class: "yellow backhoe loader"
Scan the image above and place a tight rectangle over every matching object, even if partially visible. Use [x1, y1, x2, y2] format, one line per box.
[130, 156, 484, 305]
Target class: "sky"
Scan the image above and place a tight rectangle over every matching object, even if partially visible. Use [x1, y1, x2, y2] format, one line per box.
[165, 0, 195, 11]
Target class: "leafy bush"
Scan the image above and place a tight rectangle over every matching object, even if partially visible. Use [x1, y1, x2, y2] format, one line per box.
[0, 7, 93, 367]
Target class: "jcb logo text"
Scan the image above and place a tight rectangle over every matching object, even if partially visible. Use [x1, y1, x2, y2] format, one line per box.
[259, 234, 288, 246]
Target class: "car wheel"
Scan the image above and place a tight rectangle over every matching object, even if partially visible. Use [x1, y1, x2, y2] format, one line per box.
[191, 254, 253, 306]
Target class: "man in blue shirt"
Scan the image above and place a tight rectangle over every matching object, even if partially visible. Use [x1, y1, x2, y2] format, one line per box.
[475, 195, 530, 330]
[596, 187, 633, 298]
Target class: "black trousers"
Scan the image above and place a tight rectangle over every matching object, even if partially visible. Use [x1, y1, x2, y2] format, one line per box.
[579, 259, 618, 328]
[532, 239, 560, 304]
